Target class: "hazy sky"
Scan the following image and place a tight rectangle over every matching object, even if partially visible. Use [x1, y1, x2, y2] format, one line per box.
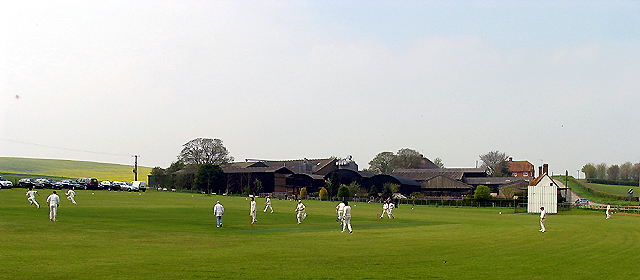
[2, 1, 639, 176]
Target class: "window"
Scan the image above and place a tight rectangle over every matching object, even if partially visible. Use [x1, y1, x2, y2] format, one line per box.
[523, 172, 529, 177]
[512, 172, 518, 177]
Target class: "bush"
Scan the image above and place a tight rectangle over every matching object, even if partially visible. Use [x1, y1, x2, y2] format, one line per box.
[337, 185, 350, 200]
[474, 185, 491, 201]
[319, 187, 328, 200]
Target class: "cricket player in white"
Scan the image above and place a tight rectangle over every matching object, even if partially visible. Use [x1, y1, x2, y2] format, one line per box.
[387, 202, 395, 219]
[250, 197, 257, 224]
[606, 203, 611, 219]
[213, 201, 224, 228]
[539, 206, 546, 233]
[380, 202, 388, 218]
[336, 201, 345, 225]
[26, 188, 40, 208]
[65, 188, 77, 205]
[296, 200, 306, 224]
[264, 195, 273, 213]
[342, 201, 352, 233]
[47, 191, 60, 222]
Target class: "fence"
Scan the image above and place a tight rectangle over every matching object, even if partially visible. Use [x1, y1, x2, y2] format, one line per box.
[580, 204, 640, 214]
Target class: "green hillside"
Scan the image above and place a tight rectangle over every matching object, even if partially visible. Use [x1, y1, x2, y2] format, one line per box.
[0, 157, 152, 183]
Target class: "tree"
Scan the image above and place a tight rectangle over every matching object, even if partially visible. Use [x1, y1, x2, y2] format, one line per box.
[326, 172, 341, 198]
[368, 151, 396, 174]
[381, 183, 399, 199]
[368, 186, 379, 198]
[619, 162, 633, 180]
[582, 163, 597, 179]
[596, 163, 607, 179]
[607, 165, 620, 180]
[319, 187, 328, 200]
[479, 151, 510, 176]
[150, 167, 168, 188]
[178, 138, 234, 166]
[632, 163, 640, 181]
[337, 185, 350, 200]
[347, 182, 364, 197]
[194, 164, 225, 194]
[299, 187, 308, 199]
[433, 158, 445, 168]
[474, 185, 491, 201]
[391, 148, 424, 169]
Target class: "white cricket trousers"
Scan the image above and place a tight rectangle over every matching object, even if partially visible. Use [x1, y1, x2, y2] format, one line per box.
[28, 197, 39, 208]
[342, 216, 352, 232]
[50, 204, 58, 221]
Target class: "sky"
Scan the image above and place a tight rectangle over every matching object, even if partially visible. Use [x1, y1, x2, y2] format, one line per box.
[2, 0, 639, 176]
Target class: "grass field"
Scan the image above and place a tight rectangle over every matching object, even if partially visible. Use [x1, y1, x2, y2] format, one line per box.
[1, 188, 638, 279]
[0, 157, 153, 183]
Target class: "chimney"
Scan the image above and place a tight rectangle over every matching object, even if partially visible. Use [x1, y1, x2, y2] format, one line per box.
[539, 166, 543, 176]
[543, 164, 549, 175]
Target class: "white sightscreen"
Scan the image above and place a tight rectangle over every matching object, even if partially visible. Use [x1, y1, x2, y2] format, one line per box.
[528, 176, 558, 214]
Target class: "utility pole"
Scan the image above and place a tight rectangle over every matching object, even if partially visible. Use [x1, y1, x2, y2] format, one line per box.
[133, 155, 139, 181]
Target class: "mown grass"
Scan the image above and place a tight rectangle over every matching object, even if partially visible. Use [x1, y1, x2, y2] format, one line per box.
[556, 176, 639, 205]
[0, 157, 152, 183]
[1, 188, 638, 279]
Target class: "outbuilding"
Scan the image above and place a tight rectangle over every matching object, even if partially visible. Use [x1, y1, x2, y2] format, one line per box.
[527, 174, 559, 214]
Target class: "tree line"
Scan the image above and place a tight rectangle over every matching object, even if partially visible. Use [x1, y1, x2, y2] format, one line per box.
[581, 162, 640, 181]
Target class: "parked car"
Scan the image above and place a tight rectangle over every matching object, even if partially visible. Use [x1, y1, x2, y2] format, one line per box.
[77, 178, 100, 190]
[111, 181, 129, 191]
[131, 181, 147, 192]
[100, 181, 115, 190]
[56, 179, 82, 190]
[18, 178, 43, 189]
[113, 181, 138, 192]
[36, 178, 57, 189]
[576, 198, 589, 205]
[0, 176, 13, 189]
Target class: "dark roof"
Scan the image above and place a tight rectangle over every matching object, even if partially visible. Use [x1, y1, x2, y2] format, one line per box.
[235, 158, 336, 174]
[465, 177, 530, 185]
[222, 166, 294, 174]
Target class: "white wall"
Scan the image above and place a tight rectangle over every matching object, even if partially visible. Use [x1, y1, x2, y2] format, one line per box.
[527, 175, 558, 214]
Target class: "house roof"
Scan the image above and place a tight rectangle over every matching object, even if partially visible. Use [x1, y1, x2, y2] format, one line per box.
[504, 160, 534, 173]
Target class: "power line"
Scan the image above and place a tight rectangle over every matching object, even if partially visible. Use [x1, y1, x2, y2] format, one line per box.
[0, 137, 132, 157]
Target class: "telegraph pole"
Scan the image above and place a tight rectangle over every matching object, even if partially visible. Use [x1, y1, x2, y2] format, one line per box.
[133, 155, 139, 181]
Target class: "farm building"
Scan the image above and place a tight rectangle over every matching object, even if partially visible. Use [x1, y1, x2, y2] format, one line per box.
[527, 173, 559, 214]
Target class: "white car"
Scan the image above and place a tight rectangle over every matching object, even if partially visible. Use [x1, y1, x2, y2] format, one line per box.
[0, 176, 13, 189]
[131, 181, 147, 192]
[100, 181, 113, 190]
[113, 181, 138, 192]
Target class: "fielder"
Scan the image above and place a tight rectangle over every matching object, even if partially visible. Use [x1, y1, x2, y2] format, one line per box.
[250, 197, 257, 224]
[342, 201, 352, 233]
[387, 202, 395, 219]
[47, 191, 60, 222]
[296, 200, 306, 224]
[264, 195, 273, 213]
[26, 188, 40, 208]
[65, 188, 77, 205]
[539, 206, 546, 233]
[606, 203, 611, 219]
[336, 201, 345, 225]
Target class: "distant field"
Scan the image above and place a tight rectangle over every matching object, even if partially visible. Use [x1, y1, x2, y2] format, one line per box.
[0, 157, 152, 183]
[1, 189, 638, 279]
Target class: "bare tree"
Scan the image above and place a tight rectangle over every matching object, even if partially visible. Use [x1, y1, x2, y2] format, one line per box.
[596, 163, 607, 179]
[178, 138, 234, 166]
[619, 162, 633, 180]
[433, 158, 445, 168]
[479, 151, 510, 176]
